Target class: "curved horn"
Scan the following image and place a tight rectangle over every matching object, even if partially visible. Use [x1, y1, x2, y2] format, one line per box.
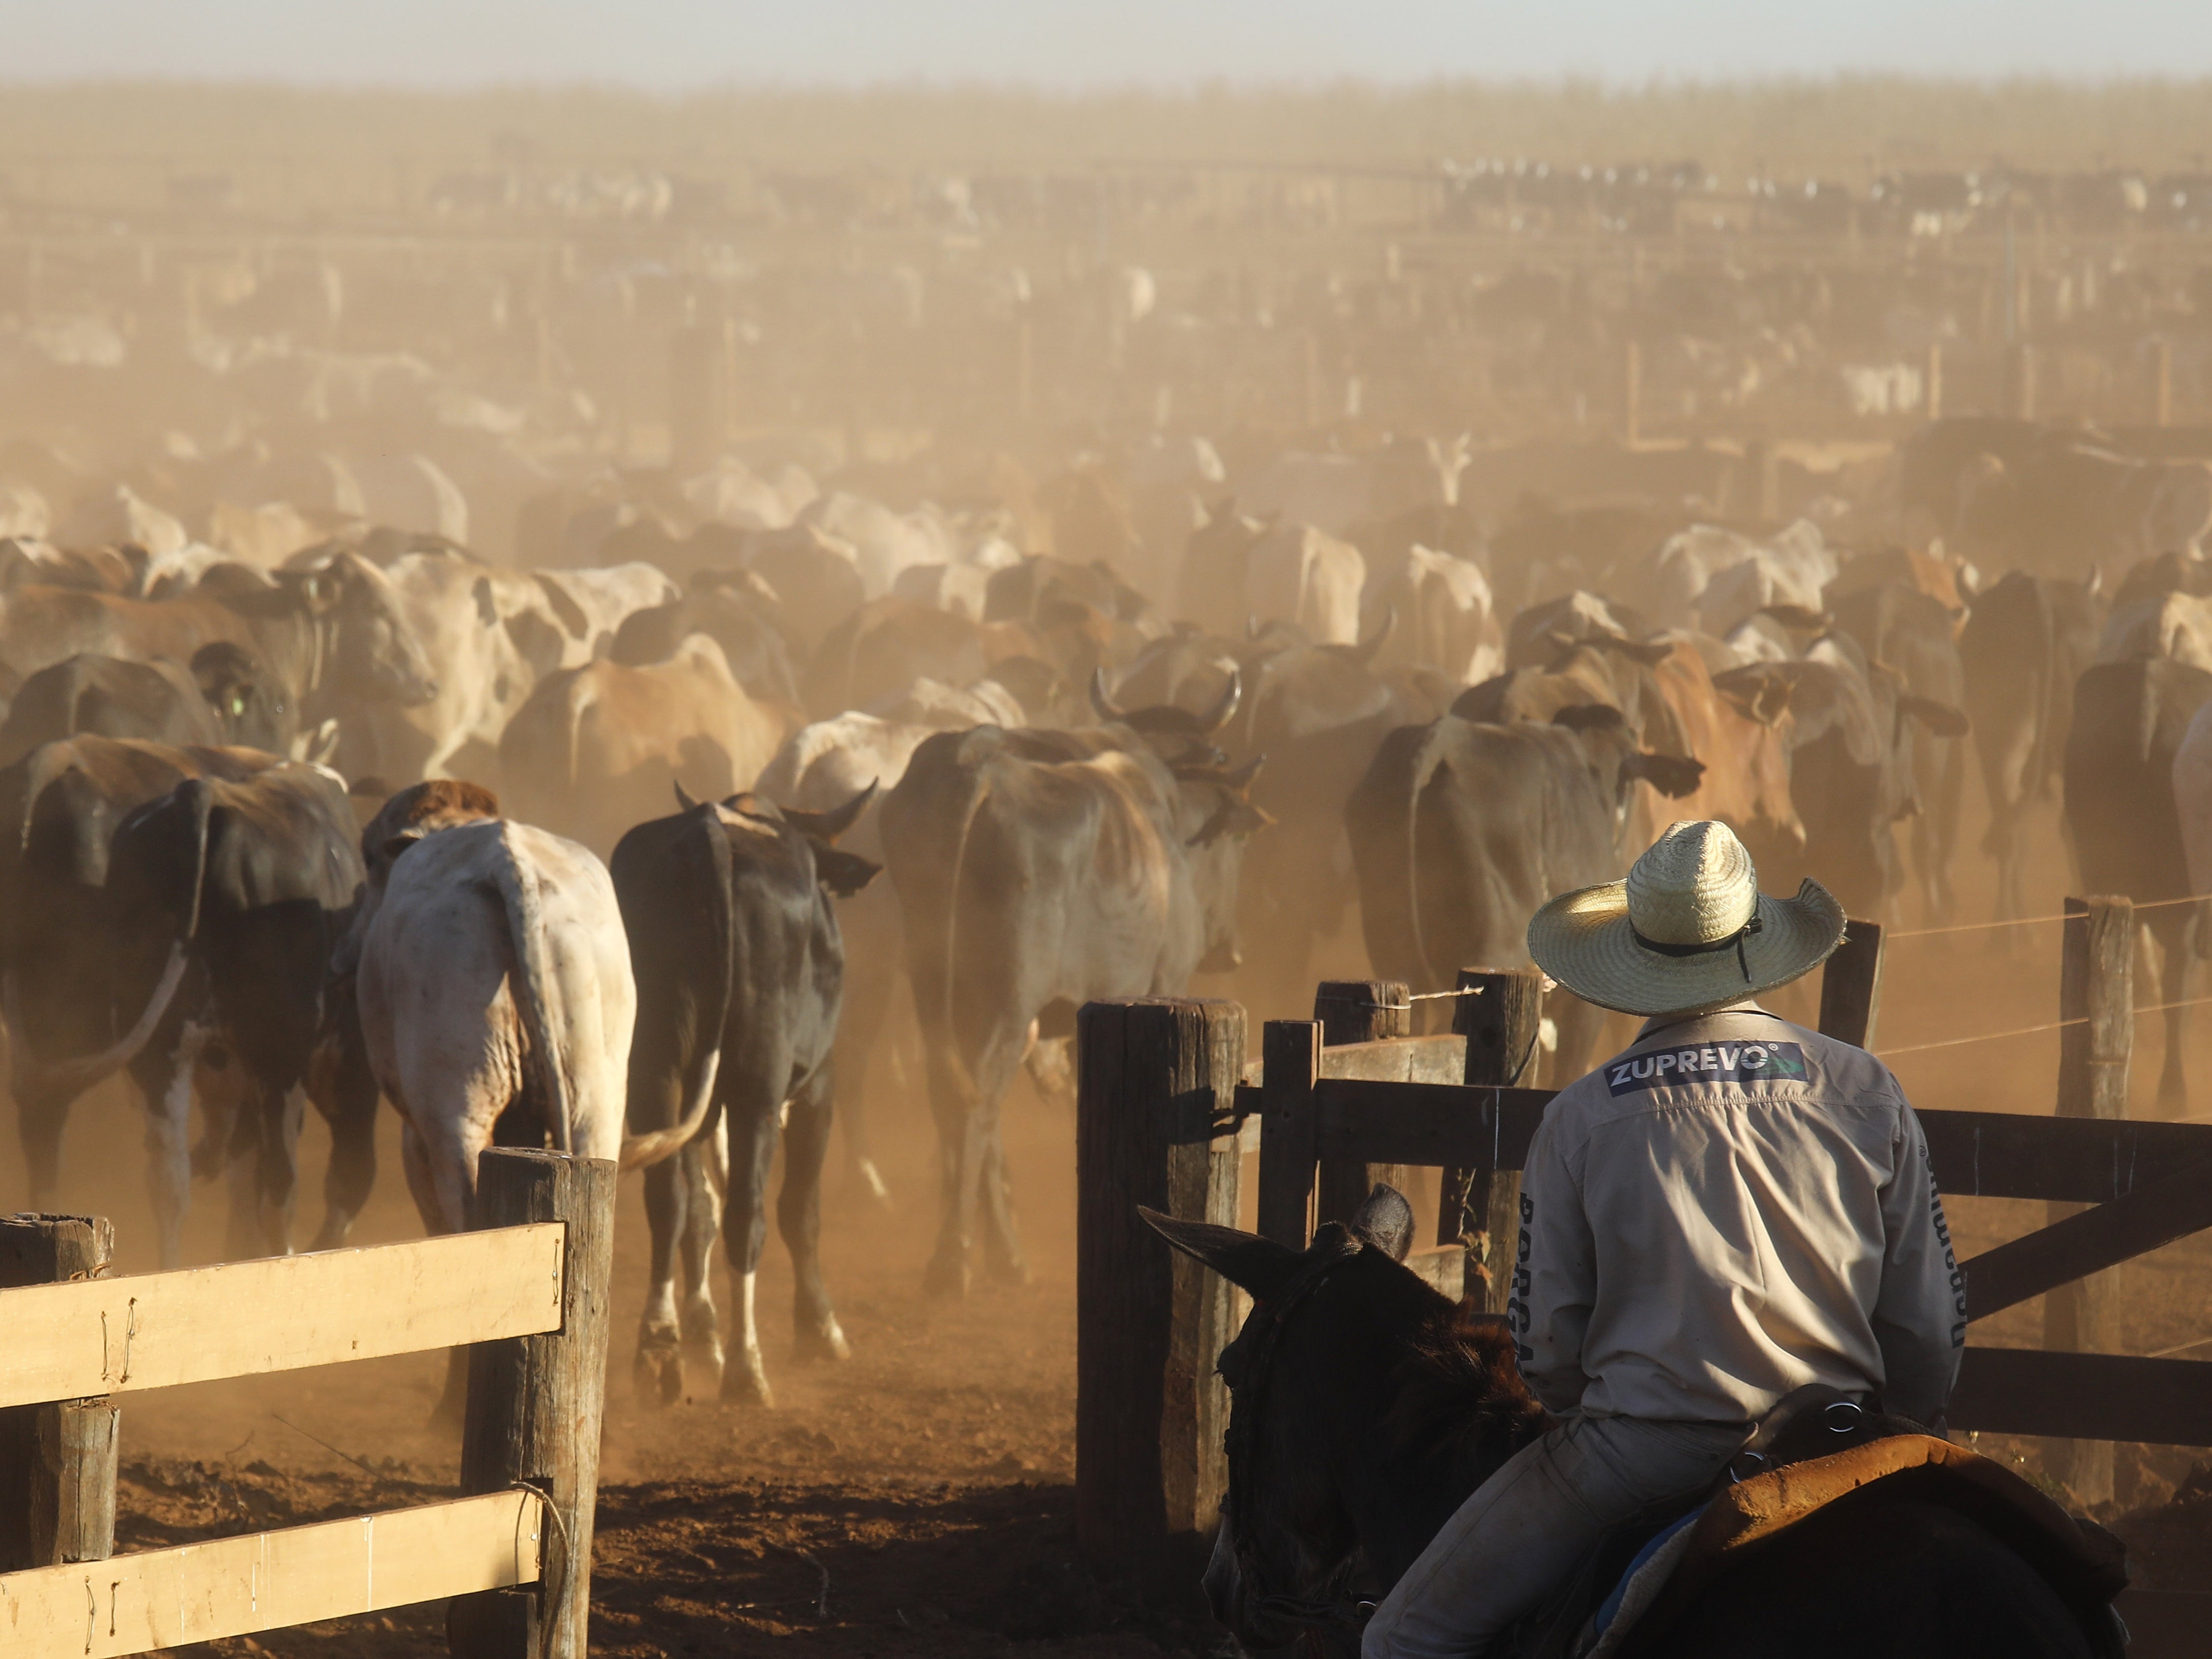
[1222, 753, 1266, 792]
[1200, 668, 1243, 736]
[673, 780, 703, 811]
[1088, 666, 1128, 723]
[781, 780, 879, 845]
[1351, 604, 1397, 665]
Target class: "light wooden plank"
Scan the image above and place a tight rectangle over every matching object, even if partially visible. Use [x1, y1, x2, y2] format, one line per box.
[0, 1489, 540, 1657]
[1405, 1246, 1465, 1301]
[1318, 1034, 1465, 1085]
[0, 1225, 564, 1409]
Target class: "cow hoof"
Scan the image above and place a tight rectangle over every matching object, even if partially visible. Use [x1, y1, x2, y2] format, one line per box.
[683, 1343, 726, 1398]
[923, 1254, 971, 1299]
[856, 1159, 893, 1209]
[986, 1251, 1032, 1288]
[634, 1336, 685, 1408]
[722, 1354, 774, 1409]
[794, 1317, 851, 1364]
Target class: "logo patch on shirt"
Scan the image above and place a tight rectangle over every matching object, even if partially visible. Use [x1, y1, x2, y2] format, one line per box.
[1605, 1040, 1811, 1095]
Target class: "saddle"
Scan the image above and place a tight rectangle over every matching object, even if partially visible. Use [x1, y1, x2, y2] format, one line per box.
[1491, 1387, 2128, 1659]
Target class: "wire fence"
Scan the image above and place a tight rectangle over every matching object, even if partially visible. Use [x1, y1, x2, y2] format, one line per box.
[1885, 892, 2207, 942]
[1876, 992, 2212, 1060]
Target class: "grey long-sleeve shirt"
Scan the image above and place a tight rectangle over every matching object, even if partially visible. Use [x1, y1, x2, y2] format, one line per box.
[1507, 1003, 1964, 1426]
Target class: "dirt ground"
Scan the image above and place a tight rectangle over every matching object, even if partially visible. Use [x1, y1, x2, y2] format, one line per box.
[12, 781, 2212, 1654]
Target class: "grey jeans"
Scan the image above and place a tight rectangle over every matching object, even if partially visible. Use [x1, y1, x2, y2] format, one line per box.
[1360, 1415, 1746, 1659]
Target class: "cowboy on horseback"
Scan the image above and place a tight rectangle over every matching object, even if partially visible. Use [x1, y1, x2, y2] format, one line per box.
[1361, 819, 1967, 1659]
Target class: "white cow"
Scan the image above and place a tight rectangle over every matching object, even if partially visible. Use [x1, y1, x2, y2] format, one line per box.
[356, 817, 635, 1239]
[1635, 519, 1838, 634]
[1244, 521, 1367, 646]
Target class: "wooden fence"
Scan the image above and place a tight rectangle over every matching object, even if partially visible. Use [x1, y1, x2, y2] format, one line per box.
[1075, 902, 2212, 1648]
[0, 1147, 614, 1659]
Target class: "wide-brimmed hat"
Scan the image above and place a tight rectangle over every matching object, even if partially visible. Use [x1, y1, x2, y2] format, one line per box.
[1526, 821, 1846, 1017]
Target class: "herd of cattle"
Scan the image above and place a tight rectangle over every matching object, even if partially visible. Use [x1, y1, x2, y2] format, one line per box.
[7, 407, 2212, 1405]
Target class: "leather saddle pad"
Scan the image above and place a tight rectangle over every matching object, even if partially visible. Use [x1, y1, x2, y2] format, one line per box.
[1612, 1434, 2126, 1654]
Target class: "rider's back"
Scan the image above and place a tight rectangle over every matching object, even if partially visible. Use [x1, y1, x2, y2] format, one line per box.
[1511, 1004, 1964, 1426]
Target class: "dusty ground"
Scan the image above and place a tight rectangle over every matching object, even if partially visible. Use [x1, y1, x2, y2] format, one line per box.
[10, 782, 2212, 1654]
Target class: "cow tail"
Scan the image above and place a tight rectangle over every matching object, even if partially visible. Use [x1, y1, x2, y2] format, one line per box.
[2029, 576, 2062, 798]
[619, 812, 732, 1172]
[1402, 722, 1455, 985]
[912, 737, 992, 1116]
[562, 673, 593, 795]
[488, 822, 577, 1156]
[12, 778, 208, 1104]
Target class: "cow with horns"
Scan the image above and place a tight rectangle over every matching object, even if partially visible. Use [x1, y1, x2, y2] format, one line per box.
[882, 669, 1269, 1294]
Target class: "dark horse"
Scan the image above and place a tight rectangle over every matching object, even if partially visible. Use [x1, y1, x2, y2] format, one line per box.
[1145, 1191, 2118, 1659]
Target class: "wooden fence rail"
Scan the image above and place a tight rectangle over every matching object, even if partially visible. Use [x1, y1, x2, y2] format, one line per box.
[0, 1147, 612, 1659]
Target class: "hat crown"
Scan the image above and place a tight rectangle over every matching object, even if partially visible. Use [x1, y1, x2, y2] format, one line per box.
[1625, 821, 1758, 947]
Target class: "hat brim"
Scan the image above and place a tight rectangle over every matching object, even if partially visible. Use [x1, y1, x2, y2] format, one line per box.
[1526, 877, 1848, 1017]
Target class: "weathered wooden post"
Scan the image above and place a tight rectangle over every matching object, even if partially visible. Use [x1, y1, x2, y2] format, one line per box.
[0, 1215, 117, 1570]
[449, 1150, 617, 1659]
[1442, 967, 1546, 1312]
[1075, 997, 1245, 1565]
[1622, 339, 1643, 447]
[2045, 897, 2132, 1506]
[1313, 980, 1412, 1225]
[1818, 920, 1886, 1048]
[1258, 1019, 1324, 1250]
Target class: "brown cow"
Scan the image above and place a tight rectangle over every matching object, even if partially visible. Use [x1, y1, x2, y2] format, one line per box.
[0, 549, 436, 752]
[498, 636, 793, 853]
[1647, 638, 1804, 867]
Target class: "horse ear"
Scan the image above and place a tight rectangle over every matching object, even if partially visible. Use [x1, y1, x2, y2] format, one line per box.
[1351, 1184, 1414, 1262]
[1140, 1209, 1302, 1301]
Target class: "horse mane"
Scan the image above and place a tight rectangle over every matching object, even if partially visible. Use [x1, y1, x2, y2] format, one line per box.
[1383, 1298, 1551, 1476]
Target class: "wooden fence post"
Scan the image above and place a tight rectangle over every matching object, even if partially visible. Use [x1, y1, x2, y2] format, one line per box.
[1313, 980, 1412, 1225]
[1257, 1019, 1323, 1250]
[0, 1215, 117, 1570]
[1075, 997, 1246, 1564]
[1442, 968, 1546, 1312]
[449, 1150, 617, 1659]
[2045, 897, 2132, 1506]
[1818, 920, 1886, 1048]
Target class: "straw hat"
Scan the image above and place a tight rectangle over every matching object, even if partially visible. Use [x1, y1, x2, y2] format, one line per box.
[1526, 821, 1846, 1017]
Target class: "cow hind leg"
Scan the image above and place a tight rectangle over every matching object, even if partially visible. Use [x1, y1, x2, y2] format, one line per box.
[307, 1009, 379, 1252]
[133, 1027, 208, 1271]
[780, 1069, 850, 1363]
[2160, 914, 2194, 1115]
[719, 1100, 779, 1407]
[635, 1153, 690, 1406]
[679, 1121, 729, 1393]
[922, 1048, 985, 1299]
[977, 1092, 1030, 1287]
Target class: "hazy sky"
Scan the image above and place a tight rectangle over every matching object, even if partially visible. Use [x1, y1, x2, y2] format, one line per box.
[4, 0, 2208, 86]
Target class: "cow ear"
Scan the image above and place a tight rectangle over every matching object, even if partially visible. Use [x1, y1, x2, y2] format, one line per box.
[1716, 669, 1792, 725]
[811, 846, 881, 898]
[1604, 637, 1676, 668]
[1351, 1184, 1415, 1262]
[1550, 703, 1625, 734]
[1139, 1209, 1302, 1301]
[379, 829, 427, 866]
[1625, 752, 1707, 798]
[1898, 695, 1971, 738]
